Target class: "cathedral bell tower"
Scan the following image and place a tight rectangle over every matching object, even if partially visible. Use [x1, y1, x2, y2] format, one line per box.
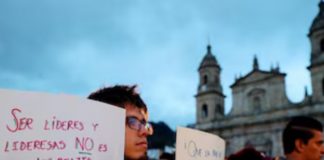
[308, 0, 324, 103]
[195, 44, 225, 124]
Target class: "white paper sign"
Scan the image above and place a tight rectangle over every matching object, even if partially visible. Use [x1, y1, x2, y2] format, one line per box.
[0, 89, 125, 160]
[176, 127, 225, 160]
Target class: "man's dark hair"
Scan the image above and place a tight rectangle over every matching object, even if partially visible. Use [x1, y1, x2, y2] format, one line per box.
[283, 116, 323, 154]
[88, 85, 147, 112]
[227, 147, 265, 160]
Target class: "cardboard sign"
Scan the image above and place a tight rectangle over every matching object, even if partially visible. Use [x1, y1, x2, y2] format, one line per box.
[176, 127, 225, 160]
[0, 89, 125, 160]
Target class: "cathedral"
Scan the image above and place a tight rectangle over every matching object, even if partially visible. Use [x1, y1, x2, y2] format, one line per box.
[194, 1, 324, 157]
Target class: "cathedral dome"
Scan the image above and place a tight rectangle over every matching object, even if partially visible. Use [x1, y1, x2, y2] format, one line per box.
[198, 45, 220, 70]
[309, 1, 324, 36]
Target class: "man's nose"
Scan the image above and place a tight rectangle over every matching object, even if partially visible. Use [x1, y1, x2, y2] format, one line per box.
[138, 125, 153, 136]
[321, 145, 324, 154]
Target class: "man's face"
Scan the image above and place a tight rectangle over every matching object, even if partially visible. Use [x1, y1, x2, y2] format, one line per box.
[124, 104, 151, 160]
[302, 130, 324, 160]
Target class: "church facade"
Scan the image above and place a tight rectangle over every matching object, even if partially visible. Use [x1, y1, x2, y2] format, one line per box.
[194, 1, 324, 156]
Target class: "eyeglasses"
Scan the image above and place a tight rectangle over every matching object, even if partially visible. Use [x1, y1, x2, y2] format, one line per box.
[126, 116, 153, 135]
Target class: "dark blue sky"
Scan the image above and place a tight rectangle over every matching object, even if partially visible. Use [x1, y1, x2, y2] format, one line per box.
[0, 0, 319, 129]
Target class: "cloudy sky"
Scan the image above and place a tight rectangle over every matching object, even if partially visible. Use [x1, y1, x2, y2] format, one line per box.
[0, 0, 320, 129]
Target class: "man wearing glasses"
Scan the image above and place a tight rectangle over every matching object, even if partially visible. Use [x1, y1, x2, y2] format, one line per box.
[88, 85, 153, 160]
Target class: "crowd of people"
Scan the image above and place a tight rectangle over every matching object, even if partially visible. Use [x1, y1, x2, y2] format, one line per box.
[88, 84, 324, 160]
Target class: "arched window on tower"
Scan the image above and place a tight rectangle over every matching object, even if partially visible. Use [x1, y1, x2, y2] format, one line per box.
[320, 39, 324, 52]
[203, 75, 208, 84]
[216, 104, 222, 115]
[215, 75, 219, 85]
[202, 104, 208, 118]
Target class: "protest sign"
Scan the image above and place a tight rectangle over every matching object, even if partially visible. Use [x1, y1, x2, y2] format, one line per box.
[0, 89, 125, 160]
[176, 127, 225, 160]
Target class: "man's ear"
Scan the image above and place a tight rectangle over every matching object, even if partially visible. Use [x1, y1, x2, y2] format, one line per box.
[295, 139, 306, 153]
